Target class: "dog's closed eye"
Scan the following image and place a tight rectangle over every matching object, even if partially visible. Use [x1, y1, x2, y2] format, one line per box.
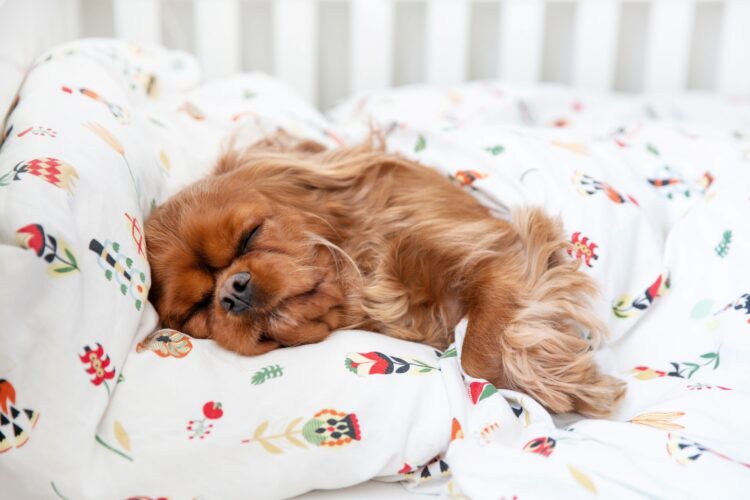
[183, 291, 213, 326]
[238, 223, 263, 255]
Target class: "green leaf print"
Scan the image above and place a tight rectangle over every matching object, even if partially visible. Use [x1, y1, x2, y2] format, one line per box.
[715, 230, 732, 259]
[484, 145, 505, 156]
[414, 135, 426, 153]
[251, 364, 284, 385]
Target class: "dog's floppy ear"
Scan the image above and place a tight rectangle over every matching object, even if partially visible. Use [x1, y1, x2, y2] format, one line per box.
[214, 130, 326, 176]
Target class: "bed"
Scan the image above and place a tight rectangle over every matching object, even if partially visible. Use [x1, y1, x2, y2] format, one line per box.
[1, 1, 750, 499]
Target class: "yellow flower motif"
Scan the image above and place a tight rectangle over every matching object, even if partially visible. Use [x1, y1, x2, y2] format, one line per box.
[83, 122, 124, 155]
[159, 150, 171, 171]
[83, 122, 138, 193]
[631, 366, 667, 380]
[629, 411, 685, 430]
[551, 141, 588, 155]
[568, 465, 596, 494]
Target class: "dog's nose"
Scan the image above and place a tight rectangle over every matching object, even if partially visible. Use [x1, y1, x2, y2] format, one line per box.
[220, 272, 253, 315]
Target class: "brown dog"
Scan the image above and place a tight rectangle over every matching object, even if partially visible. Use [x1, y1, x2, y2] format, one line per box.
[145, 133, 625, 417]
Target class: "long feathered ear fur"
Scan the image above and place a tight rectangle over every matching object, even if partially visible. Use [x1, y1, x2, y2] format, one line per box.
[461, 207, 626, 417]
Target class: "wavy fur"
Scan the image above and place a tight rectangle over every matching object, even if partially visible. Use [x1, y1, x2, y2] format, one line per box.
[145, 131, 625, 417]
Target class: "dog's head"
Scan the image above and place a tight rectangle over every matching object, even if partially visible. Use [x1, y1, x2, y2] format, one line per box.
[145, 148, 349, 355]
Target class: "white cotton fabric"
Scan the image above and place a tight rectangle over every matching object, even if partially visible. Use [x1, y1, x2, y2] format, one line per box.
[1, 40, 749, 499]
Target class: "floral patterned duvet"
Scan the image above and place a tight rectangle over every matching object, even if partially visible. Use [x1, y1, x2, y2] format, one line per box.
[1, 39, 749, 499]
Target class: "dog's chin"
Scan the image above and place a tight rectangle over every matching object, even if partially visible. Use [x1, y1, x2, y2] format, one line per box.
[213, 284, 336, 353]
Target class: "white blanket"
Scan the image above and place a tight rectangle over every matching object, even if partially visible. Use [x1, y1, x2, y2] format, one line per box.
[1, 40, 749, 499]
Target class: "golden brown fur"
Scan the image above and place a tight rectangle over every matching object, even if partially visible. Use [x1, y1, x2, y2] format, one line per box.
[145, 132, 626, 417]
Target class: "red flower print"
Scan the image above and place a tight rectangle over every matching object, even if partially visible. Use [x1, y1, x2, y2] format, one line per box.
[468, 381, 498, 404]
[523, 436, 556, 457]
[450, 170, 488, 188]
[398, 463, 413, 474]
[0, 379, 40, 453]
[345, 352, 394, 375]
[574, 171, 639, 206]
[345, 351, 438, 376]
[632, 366, 667, 380]
[80, 343, 116, 394]
[567, 232, 599, 267]
[613, 272, 670, 318]
[16, 224, 45, 256]
[0, 157, 79, 192]
[16, 223, 79, 275]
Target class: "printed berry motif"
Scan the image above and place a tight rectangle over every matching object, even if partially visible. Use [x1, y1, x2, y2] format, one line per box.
[687, 383, 732, 391]
[567, 232, 599, 267]
[241, 409, 361, 453]
[613, 272, 670, 319]
[16, 224, 80, 275]
[136, 329, 193, 358]
[523, 437, 556, 457]
[88, 239, 149, 310]
[345, 352, 438, 376]
[0, 379, 40, 453]
[187, 402, 224, 440]
[251, 365, 284, 385]
[450, 170, 488, 189]
[62, 85, 129, 123]
[573, 171, 639, 206]
[0, 157, 79, 192]
[16, 126, 57, 138]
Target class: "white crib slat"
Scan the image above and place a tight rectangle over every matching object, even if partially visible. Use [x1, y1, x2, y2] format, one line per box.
[113, 0, 161, 44]
[273, 0, 318, 103]
[426, 0, 469, 85]
[572, 0, 620, 91]
[63, 0, 82, 40]
[717, 0, 750, 95]
[351, 0, 393, 93]
[644, 0, 695, 92]
[498, 0, 545, 84]
[194, 0, 240, 79]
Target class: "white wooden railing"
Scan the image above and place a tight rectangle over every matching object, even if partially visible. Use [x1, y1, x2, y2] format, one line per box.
[8, 0, 750, 108]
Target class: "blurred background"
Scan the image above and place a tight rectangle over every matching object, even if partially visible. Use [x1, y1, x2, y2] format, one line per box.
[1, 0, 748, 111]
